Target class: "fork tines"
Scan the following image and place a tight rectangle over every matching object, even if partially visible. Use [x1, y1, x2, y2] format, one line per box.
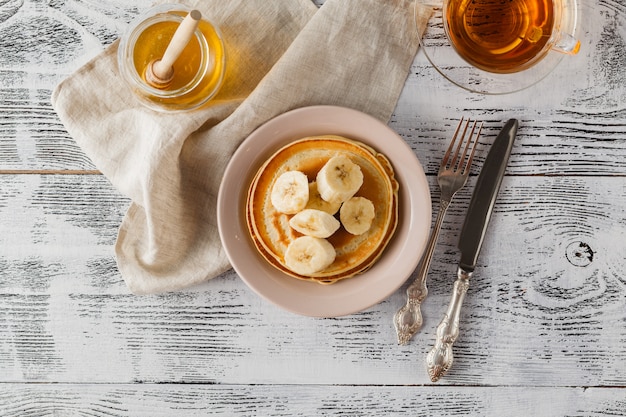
[443, 117, 483, 174]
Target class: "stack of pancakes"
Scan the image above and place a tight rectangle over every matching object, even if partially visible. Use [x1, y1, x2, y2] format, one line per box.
[246, 135, 399, 284]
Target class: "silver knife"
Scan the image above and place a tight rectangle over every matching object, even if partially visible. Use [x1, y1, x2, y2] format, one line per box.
[426, 118, 518, 382]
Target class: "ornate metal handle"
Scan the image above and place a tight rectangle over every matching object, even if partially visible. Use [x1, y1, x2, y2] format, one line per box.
[393, 199, 450, 345]
[426, 267, 472, 382]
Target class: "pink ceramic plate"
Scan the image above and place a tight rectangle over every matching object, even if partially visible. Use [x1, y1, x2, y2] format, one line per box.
[217, 106, 431, 317]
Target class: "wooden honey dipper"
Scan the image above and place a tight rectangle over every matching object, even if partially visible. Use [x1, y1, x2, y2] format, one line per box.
[144, 10, 202, 89]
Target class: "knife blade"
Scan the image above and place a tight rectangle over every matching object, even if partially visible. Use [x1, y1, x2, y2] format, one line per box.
[426, 118, 518, 382]
[458, 118, 518, 271]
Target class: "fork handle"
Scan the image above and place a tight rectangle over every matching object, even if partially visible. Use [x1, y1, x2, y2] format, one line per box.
[393, 199, 450, 345]
[426, 267, 472, 382]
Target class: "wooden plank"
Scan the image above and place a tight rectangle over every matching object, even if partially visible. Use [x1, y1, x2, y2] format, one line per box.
[2, 88, 626, 174]
[0, 1, 625, 174]
[0, 385, 624, 416]
[1, 174, 624, 386]
[0, 89, 626, 175]
[2, 75, 625, 175]
[4, 93, 626, 174]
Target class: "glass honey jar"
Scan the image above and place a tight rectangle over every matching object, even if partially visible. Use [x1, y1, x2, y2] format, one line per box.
[118, 4, 226, 111]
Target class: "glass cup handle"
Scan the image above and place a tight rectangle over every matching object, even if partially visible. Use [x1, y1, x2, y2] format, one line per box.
[552, 32, 581, 55]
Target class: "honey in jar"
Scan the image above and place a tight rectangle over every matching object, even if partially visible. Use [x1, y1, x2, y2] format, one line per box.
[118, 4, 226, 111]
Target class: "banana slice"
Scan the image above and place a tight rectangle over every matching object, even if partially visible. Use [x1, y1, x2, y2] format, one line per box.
[284, 236, 336, 275]
[289, 208, 340, 238]
[316, 155, 364, 204]
[340, 196, 376, 235]
[305, 182, 342, 214]
[270, 170, 309, 214]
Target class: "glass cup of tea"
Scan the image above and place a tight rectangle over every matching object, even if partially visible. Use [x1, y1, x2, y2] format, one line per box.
[118, 4, 227, 111]
[414, 0, 580, 94]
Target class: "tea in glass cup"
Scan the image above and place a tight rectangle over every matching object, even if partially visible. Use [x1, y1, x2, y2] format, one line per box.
[414, 0, 580, 93]
[118, 4, 226, 111]
[444, 0, 579, 74]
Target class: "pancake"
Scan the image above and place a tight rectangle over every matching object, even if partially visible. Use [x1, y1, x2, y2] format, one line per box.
[246, 135, 399, 284]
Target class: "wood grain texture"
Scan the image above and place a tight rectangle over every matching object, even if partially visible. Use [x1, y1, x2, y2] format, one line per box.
[0, 0, 625, 415]
[0, 385, 625, 416]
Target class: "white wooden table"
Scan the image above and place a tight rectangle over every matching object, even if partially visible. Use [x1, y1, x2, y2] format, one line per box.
[1, 0, 625, 415]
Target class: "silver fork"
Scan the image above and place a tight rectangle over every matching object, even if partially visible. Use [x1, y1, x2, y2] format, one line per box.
[393, 118, 482, 345]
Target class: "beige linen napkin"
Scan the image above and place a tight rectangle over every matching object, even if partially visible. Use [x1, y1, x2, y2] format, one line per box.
[52, 0, 424, 294]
